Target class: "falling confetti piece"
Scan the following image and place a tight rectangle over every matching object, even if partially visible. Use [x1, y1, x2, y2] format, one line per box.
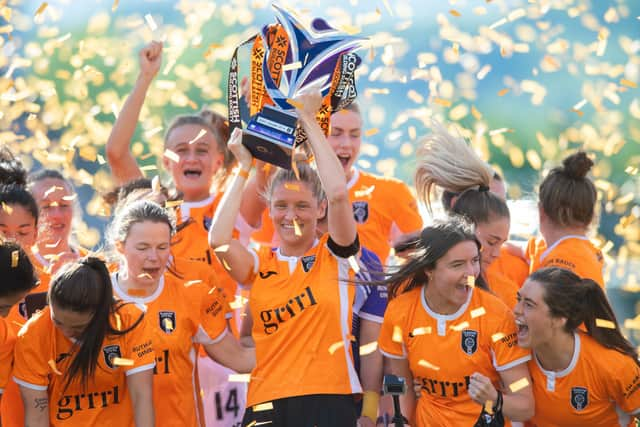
[284, 183, 300, 191]
[253, 402, 274, 412]
[450, 321, 470, 331]
[573, 99, 588, 110]
[214, 244, 230, 253]
[43, 185, 62, 197]
[418, 359, 440, 370]
[137, 273, 152, 279]
[163, 149, 180, 163]
[48, 359, 62, 375]
[188, 129, 207, 145]
[229, 295, 249, 310]
[467, 275, 475, 288]
[348, 256, 360, 274]
[497, 88, 510, 97]
[328, 341, 345, 354]
[144, 14, 158, 31]
[45, 240, 61, 249]
[484, 400, 494, 415]
[508, 377, 530, 393]
[183, 280, 203, 287]
[2, 203, 13, 214]
[359, 341, 378, 356]
[112, 0, 119, 12]
[392, 326, 403, 343]
[115, 313, 122, 331]
[471, 307, 486, 318]
[382, 0, 393, 16]
[450, 9, 461, 17]
[410, 326, 432, 336]
[620, 79, 637, 89]
[364, 128, 379, 137]
[282, 61, 302, 71]
[222, 259, 232, 271]
[165, 200, 183, 209]
[228, 374, 251, 382]
[112, 357, 134, 367]
[471, 105, 482, 120]
[595, 318, 616, 329]
[433, 98, 452, 107]
[292, 218, 302, 236]
[11, 250, 19, 267]
[34, 2, 48, 18]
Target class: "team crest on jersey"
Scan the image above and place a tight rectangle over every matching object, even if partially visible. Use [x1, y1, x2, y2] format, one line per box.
[301, 255, 316, 272]
[203, 216, 212, 231]
[159, 311, 176, 334]
[570, 387, 588, 410]
[461, 330, 478, 355]
[352, 201, 369, 223]
[103, 345, 122, 369]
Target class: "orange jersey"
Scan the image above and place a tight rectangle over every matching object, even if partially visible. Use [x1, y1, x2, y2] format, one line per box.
[379, 287, 531, 427]
[111, 270, 229, 427]
[527, 332, 640, 427]
[245, 234, 362, 406]
[251, 169, 423, 262]
[486, 247, 529, 288]
[526, 236, 605, 287]
[0, 317, 16, 393]
[484, 268, 519, 309]
[12, 304, 155, 426]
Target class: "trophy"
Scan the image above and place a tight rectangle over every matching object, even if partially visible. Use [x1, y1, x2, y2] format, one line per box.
[227, 4, 365, 169]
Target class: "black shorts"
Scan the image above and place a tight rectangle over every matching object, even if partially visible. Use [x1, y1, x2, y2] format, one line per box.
[242, 394, 358, 427]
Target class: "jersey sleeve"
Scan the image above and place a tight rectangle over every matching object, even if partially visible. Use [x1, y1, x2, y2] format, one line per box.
[606, 351, 640, 414]
[194, 285, 229, 344]
[121, 305, 156, 376]
[488, 304, 531, 371]
[378, 298, 407, 359]
[12, 316, 50, 390]
[389, 181, 423, 235]
[0, 319, 16, 393]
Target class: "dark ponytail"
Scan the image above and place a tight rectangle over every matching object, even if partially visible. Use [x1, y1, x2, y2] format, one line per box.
[49, 257, 143, 391]
[530, 267, 639, 367]
[0, 240, 38, 296]
[0, 147, 27, 186]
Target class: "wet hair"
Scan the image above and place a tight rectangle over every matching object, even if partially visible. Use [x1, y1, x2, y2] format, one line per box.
[374, 218, 487, 299]
[165, 109, 234, 188]
[416, 121, 509, 225]
[49, 257, 144, 390]
[265, 162, 326, 205]
[528, 267, 639, 367]
[0, 240, 38, 297]
[0, 147, 27, 186]
[107, 200, 175, 249]
[538, 151, 596, 228]
[0, 184, 39, 226]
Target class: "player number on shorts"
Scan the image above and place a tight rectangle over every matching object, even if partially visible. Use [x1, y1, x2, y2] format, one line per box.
[214, 388, 240, 420]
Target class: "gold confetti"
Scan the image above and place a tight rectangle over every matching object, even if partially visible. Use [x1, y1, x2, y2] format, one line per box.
[364, 128, 379, 137]
[2, 202, 13, 214]
[137, 273, 152, 279]
[467, 275, 475, 288]
[410, 326, 432, 336]
[188, 129, 207, 145]
[34, 2, 48, 19]
[222, 259, 232, 271]
[115, 313, 122, 331]
[595, 318, 616, 329]
[418, 359, 440, 370]
[163, 149, 180, 163]
[43, 185, 62, 197]
[484, 400, 494, 415]
[228, 374, 251, 382]
[348, 256, 360, 274]
[508, 377, 530, 393]
[450, 321, 470, 331]
[620, 79, 637, 89]
[392, 326, 403, 343]
[470, 307, 486, 318]
[213, 244, 230, 253]
[112, 0, 119, 12]
[471, 105, 482, 120]
[183, 280, 202, 287]
[284, 183, 300, 191]
[328, 340, 345, 354]
[282, 61, 302, 71]
[359, 341, 378, 356]
[48, 359, 62, 375]
[229, 295, 249, 310]
[253, 402, 274, 412]
[292, 218, 302, 236]
[433, 98, 452, 107]
[497, 88, 510, 97]
[144, 14, 158, 31]
[112, 357, 134, 367]
[11, 250, 19, 267]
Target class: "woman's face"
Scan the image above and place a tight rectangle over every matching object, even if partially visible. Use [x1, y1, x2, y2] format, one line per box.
[427, 240, 481, 310]
[0, 204, 37, 250]
[117, 220, 171, 287]
[513, 279, 560, 349]
[31, 178, 75, 246]
[163, 124, 224, 201]
[475, 216, 510, 270]
[51, 303, 94, 340]
[328, 110, 363, 179]
[270, 181, 325, 248]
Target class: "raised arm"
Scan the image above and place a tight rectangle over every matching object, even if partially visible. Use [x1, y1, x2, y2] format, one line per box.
[294, 90, 357, 247]
[203, 333, 256, 374]
[209, 128, 256, 285]
[106, 41, 163, 185]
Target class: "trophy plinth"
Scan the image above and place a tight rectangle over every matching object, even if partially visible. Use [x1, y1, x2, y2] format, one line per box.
[242, 105, 298, 170]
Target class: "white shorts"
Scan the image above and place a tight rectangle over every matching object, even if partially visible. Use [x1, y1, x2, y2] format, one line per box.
[197, 355, 247, 427]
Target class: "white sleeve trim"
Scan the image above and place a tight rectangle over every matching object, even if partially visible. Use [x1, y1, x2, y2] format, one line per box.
[13, 377, 48, 391]
[194, 325, 228, 345]
[379, 348, 406, 360]
[495, 354, 532, 372]
[125, 362, 156, 376]
[359, 312, 384, 324]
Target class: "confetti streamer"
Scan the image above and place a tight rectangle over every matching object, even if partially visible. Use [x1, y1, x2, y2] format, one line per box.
[137, 273, 152, 279]
[11, 250, 19, 267]
[410, 326, 431, 336]
[467, 275, 475, 288]
[229, 295, 249, 310]
[470, 307, 486, 318]
[484, 400, 494, 415]
[508, 377, 530, 393]
[450, 321, 470, 331]
[34, 2, 48, 19]
[433, 98, 452, 107]
[328, 341, 345, 354]
[112, 0, 119, 12]
[213, 244, 230, 253]
[222, 259, 232, 271]
[359, 341, 378, 356]
[115, 313, 122, 331]
[112, 357, 134, 367]
[253, 402, 274, 412]
[418, 359, 440, 370]
[163, 149, 180, 163]
[364, 128, 379, 137]
[282, 61, 302, 71]
[497, 88, 510, 97]
[620, 79, 637, 89]
[183, 280, 203, 287]
[144, 14, 158, 31]
[392, 326, 403, 343]
[165, 200, 183, 209]
[284, 183, 300, 191]
[188, 129, 207, 145]
[2, 203, 13, 214]
[449, 9, 461, 17]
[228, 374, 251, 382]
[595, 318, 616, 329]
[292, 218, 302, 236]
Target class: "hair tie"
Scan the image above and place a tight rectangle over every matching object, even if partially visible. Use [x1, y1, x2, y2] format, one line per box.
[478, 184, 490, 192]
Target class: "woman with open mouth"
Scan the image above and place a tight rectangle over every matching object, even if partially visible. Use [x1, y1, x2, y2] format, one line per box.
[106, 199, 255, 427]
[514, 267, 640, 426]
[376, 218, 534, 426]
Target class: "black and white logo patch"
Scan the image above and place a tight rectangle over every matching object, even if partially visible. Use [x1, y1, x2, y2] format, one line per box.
[301, 255, 316, 272]
[461, 330, 478, 355]
[352, 201, 369, 223]
[159, 311, 176, 334]
[103, 345, 122, 369]
[570, 387, 588, 411]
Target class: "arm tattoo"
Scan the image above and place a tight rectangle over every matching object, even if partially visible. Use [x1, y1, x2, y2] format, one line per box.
[34, 397, 48, 412]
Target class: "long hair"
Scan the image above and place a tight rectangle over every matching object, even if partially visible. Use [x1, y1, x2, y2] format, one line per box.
[0, 240, 38, 297]
[49, 257, 144, 391]
[529, 267, 639, 367]
[375, 218, 486, 299]
[0, 147, 27, 186]
[0, 184, 39, 227]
